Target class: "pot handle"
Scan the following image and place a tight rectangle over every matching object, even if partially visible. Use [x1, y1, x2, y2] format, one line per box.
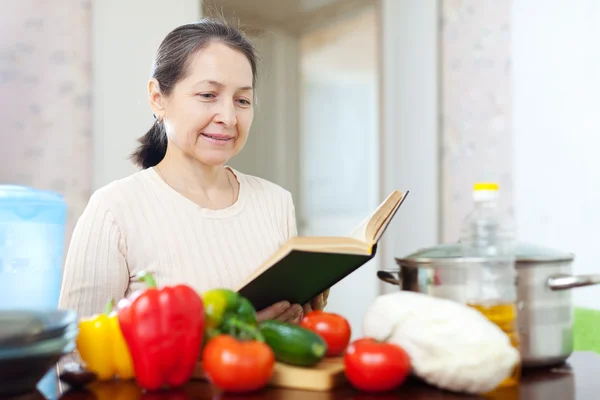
[377, 270, 401, 286]
[547, 274, 600, 291]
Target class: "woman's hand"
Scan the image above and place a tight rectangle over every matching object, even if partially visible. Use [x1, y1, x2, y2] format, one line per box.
[256, 290, 330, 325]
[257, 301, 304, 324]
[302, 288, 331, 316]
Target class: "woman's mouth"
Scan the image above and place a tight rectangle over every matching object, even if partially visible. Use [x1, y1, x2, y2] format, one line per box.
[200, 133, 233, 146]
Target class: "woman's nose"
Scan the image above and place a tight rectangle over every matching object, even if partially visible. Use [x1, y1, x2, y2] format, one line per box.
[214, 101, 237, 127]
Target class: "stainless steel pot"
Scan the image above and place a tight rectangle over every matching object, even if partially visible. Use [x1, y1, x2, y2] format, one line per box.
[378, 242, 600, 368]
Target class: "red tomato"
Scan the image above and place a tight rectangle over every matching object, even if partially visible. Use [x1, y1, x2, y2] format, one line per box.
[301, 310, 352, 356]
[202, 335, 275, 393]
[344, 338, 411, 392]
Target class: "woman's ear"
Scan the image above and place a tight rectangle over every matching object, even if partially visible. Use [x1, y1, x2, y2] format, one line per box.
[148, 78, 165, 120]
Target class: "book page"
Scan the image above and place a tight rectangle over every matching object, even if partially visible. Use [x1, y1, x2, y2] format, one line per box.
[347, 191, 407, 243]
[347, 215, 370, 242]
[366, 190, 407, 243]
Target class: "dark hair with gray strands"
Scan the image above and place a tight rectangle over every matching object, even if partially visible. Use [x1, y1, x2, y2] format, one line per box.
[131, 18, 258, 169]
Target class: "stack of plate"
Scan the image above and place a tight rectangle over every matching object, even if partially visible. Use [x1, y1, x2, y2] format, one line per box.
[0, 309, 78, 396]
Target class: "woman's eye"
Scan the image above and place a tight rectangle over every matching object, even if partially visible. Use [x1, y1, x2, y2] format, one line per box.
[237, 98, 251, 106]
[199, 93, 216, 99]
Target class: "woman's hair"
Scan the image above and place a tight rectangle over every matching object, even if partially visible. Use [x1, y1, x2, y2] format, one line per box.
[131, 18, 258, 169]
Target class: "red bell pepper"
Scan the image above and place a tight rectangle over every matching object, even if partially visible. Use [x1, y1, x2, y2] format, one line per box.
[116, 271, 205, 391]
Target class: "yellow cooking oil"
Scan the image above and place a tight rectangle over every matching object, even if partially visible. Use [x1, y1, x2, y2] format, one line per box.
[468, 301, 521, 389]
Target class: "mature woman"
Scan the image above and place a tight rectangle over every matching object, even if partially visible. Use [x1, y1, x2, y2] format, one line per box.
[58, 18, 327, 324]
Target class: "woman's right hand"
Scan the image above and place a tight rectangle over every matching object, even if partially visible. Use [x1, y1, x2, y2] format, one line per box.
[257, 301, 304, 324]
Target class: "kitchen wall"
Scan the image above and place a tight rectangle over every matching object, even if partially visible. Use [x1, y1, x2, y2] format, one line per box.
[0, 0, 93, 248]
[440, 0, 600, 309]
[440, 0, 513, 243]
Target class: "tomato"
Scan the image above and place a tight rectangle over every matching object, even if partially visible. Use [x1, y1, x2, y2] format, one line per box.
[344, 338, 411, 392]
[202, 335, 275, 393]
[301, 311, 352, 356]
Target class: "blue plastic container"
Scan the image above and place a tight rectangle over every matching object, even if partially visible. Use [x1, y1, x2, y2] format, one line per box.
[0, 185, 68, 398]
[0, 185, 67, 310]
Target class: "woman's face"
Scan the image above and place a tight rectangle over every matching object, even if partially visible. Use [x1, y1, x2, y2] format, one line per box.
[150, 41, 254, 167]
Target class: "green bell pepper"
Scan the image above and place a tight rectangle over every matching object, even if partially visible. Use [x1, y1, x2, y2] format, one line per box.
[201, 289, 258, 341]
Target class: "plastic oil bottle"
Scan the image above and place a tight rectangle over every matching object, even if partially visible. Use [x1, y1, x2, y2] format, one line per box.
[459, 182, 521, 389]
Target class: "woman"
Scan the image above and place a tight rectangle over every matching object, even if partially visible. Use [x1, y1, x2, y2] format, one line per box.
[58, 18, 327, 324]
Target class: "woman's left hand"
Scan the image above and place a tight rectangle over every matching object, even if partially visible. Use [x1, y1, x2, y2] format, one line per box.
[303, 288, 330, 315]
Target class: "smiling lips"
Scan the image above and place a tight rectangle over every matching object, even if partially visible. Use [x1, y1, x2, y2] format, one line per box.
[200, 133, 234, 146]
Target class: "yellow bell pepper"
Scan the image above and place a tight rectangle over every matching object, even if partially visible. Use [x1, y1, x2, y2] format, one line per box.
[76, 299, 135, 381]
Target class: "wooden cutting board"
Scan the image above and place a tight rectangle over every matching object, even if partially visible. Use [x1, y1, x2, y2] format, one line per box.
[193, 357, 347, 391]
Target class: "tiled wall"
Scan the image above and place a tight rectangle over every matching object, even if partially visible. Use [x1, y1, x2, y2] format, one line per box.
[0, 0, 93, 248]
[440, 0, 513, 242]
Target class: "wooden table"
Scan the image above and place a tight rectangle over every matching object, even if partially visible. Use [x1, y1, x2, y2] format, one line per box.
[14, 352, 600, 400]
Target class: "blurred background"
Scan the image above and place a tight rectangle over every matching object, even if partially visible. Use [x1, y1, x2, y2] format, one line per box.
[1, 0, 599, 338]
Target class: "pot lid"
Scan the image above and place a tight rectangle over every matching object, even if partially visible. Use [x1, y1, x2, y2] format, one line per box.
[396, 242, 574, 266]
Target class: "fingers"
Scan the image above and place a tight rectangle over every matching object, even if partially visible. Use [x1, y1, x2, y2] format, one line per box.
[310, 294, 324, 311]
[321, 289, 330, 309]
[310, 290, 330, 311]
[274, 303, 304, 324]
[303, 302, 313, 316]
[256, 301, 291, 322]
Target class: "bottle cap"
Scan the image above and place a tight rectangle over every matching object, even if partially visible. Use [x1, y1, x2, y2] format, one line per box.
[473, 182, 499, 191]
[473, 182, 499, 202]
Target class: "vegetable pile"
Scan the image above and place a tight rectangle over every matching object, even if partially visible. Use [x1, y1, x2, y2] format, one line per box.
[75, 272, 360, 393]
[74, 274, 514, 396]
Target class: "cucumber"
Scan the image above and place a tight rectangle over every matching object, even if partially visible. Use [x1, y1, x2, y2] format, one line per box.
[259, 320, 327, 367]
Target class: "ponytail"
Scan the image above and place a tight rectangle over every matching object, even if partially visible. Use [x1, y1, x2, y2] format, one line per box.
[131, 122, 168, 169]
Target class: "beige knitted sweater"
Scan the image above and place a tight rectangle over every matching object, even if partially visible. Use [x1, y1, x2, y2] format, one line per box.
[58, 167, 297, 318]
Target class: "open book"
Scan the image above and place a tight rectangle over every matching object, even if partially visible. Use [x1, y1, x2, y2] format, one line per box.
[235, 190, 409, 311]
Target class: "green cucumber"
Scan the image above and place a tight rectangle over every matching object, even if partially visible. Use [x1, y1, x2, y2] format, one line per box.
[259, 320, 327, 367]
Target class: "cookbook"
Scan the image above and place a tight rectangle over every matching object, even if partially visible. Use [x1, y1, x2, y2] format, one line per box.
[235, 190, 409, 311]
